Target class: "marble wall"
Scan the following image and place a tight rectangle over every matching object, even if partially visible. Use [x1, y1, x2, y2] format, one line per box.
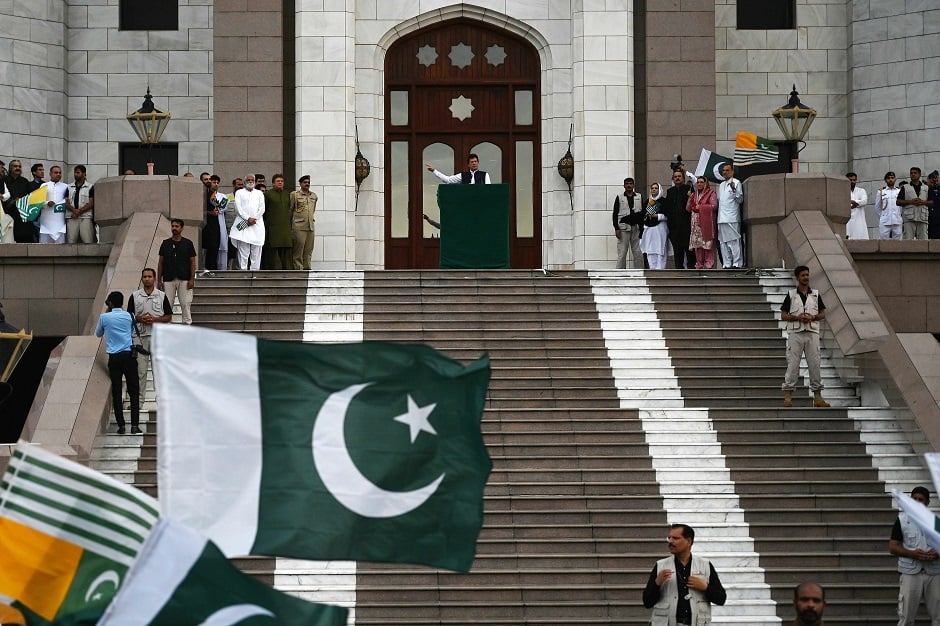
[0, 0, 67, 171]
[714, 0, 849, 175]
[848, 0, 940, 200]
[63, 0, 213, 182]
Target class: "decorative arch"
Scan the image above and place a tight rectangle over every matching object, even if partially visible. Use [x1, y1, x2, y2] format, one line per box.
[381, 15, 544, 269]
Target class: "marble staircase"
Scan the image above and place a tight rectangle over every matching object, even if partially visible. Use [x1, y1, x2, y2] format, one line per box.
[84, 269, 935, 625]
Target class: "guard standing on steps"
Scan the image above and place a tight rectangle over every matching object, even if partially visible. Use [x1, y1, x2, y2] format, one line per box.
[779, 265, 829, 408]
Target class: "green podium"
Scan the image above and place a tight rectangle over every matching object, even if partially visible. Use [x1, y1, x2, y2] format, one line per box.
[437, 183, 510, 269]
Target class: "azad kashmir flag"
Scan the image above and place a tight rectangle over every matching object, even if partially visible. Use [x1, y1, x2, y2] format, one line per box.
[893, 489, 940, 551]
[0, 442, 159, 625]
[694, 148, 733, 184]
[14, 187, 47, 222]
[734, 131, 780, 166]
[153, 324, 492, 573]
[97, 518, 347, 626]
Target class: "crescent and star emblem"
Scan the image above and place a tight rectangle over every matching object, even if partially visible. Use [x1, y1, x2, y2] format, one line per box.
[312, 383, 445, 518]
[713, 161, 728, 180]
[196, 604, 274, 625]
[84, 570, 120, 602]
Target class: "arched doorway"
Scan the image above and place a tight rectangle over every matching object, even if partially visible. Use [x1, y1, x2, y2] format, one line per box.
[385, 19, 541, 269]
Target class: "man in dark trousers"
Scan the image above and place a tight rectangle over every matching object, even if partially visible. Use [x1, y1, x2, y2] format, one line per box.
[95, 291, 140, 435]
[663, 169, 694, 269]
[158, 219, 197, 325]
[4, 160, 36, 243]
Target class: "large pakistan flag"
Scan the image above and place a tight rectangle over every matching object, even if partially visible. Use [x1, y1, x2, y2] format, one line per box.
[153, 325, 492, 573]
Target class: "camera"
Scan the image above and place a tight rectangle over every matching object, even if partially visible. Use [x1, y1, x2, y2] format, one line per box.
[670, 154, 684, 172]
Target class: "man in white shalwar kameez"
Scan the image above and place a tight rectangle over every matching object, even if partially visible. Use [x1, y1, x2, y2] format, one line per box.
[229, 174, 266, 270]
[39, 165, 68, 244]
[846, 172, 869, 240]
[717, 163, 744, 269]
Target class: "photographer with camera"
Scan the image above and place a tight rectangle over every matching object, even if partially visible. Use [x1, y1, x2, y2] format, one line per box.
[127, 267, 172, 411]
[95, 291, 140, 435]
[670, 155, 696, 187]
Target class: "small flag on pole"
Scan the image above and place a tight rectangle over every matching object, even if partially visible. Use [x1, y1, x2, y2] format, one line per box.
[14, 187, 47, 222]
[694, 149, 734, 184]
[0, 442, 159, 624]
[734, 132, 780, 166]
[154, 324, 493, 573]
[97, 518, 348, 626]
[893, 489, 940, 551]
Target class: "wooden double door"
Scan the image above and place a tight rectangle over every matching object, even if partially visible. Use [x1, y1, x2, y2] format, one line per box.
[384, 19, 541, 269]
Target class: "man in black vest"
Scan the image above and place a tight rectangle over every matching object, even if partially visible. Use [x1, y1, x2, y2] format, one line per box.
[426, 153, 491, 185]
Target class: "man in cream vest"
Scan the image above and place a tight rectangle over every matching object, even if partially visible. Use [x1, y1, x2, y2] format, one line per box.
[642, 524, 726, 625]
[779, 265, 829, 408]
[890, 486, 940, 625]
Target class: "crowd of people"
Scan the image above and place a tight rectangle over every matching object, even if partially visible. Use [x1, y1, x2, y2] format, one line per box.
[851, 167, 940, 241]
[0, 160, 96, 244]
[186, 171, 320, 272]
[0, 165, 320, 272]
[614, 162, 940, 270]
[614, 160, 745, 270]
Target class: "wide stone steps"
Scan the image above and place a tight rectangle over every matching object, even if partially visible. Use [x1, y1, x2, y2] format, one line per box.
[85, 270, 935, 624]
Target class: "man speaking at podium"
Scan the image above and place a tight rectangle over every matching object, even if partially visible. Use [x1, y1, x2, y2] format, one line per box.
[426, 153, 491, 185]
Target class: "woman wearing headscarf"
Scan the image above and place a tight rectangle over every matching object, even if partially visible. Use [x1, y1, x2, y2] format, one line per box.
[640, 182, 669, 270]
[687, 176, 718, 269]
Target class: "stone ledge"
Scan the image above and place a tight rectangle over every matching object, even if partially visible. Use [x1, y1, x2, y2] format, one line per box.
[0, 244, 111, 259]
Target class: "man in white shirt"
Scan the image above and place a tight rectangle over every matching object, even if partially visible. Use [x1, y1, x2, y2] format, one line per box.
[229, 174, 266, 270]
[39, 165, 68, 243]
[717, 163, 744, 269]
[846, 172, 869, 240]
[875, 171, 902, 239]
[426, 153, 491, 185]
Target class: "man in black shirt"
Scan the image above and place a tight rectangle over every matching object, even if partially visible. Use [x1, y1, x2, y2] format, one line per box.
[642, 524, 726, 625]
[157, 219, 197, 325]
[664, 170, 694, 269]
[4, 160, 36, 243]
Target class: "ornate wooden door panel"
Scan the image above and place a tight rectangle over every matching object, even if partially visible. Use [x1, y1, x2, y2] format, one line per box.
[385, 19, 541, 269]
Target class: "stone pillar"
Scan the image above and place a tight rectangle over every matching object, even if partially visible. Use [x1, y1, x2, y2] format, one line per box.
[93, 176, 205, 246]
[743, 172, 850, 268]
[295, 0, 356, 269]
[571, 2, 634, 268]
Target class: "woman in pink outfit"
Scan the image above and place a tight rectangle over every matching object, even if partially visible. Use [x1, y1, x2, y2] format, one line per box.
[687, 176, 718, 269]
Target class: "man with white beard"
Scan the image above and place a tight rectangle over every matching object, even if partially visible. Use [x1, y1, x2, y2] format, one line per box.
[230, 174, 266, 270]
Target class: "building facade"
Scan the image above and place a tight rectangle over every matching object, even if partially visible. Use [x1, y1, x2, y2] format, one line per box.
[1, 0, 938, 269]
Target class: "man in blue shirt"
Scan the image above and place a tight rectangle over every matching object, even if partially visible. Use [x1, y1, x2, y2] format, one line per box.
[95, 291, 141, 434]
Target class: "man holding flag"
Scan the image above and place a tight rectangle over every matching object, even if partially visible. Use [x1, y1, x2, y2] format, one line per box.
[38, 165, 68, 244]
[3, 160, 34, 243]
[891, 486, 940, 625]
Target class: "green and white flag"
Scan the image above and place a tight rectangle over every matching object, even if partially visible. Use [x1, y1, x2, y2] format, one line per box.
[733, 131, 780, 166]
[694, 148, 734, 184]
[97, 518, 348, 626]
[153, 325, 492, 573]
[14, 187, 46, 222]
[0, 442, 159, 624]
